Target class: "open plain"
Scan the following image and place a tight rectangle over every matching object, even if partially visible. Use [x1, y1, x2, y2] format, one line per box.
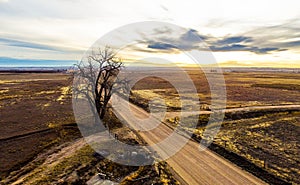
[1, 69, 299, 184]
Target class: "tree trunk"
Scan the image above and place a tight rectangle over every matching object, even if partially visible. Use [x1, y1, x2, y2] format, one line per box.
[95, 96, 101, 114]
[99, 105, 106, 119]
[99, 99, 108, 119]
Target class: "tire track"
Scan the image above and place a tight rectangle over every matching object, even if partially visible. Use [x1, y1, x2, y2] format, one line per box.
[0, 125, 77, 142]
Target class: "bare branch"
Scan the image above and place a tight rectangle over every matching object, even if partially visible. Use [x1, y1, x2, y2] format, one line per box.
[73, 46, 128, 120]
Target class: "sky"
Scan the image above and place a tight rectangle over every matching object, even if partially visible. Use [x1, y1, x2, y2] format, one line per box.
[0, 0, 300, 67]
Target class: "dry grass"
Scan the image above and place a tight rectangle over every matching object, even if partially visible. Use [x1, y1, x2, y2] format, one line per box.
[0, 73, 77, 179]
[129, 70, 300, 110]
[188, 111, 300, 184]
[127, 70, 300, 184]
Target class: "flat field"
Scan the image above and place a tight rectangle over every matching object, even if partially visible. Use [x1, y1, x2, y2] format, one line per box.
[130, 69, 300, 110]
[1, 70, 299, 184]
[185, 110, 300, 184]
[0, 72, 179, 185]
[0, 73, 79, 178]
[129, 69, 300, 184]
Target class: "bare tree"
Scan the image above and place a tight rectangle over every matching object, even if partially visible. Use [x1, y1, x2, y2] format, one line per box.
[74, 46, 128, 120]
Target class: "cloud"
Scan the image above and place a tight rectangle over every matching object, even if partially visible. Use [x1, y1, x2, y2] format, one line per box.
[153, 27, 173, 35]
[141, 28, 287, 54]
[216, 36, 252, 45]
[179, 29, 207, 42]
[143, 29, 208, 52]
[209, 36, 287, 54]
[135, 19, 300, 56]
[0, 38, 82, 53]
[209, 20, 300, 54]
[252, 47, 285, 54]
[148, 42, 176, 50]
[0, 38, 60, 51]
[243, 19, 300, 50]
[210, 44, 284, 54]
[281, 40, 300, 48]
[210, 44, 247, 51]
[1, 0, 298, 63]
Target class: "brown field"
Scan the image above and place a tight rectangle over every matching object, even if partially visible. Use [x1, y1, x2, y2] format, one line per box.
[0, 73, 79, 179]
[214, 111, 299, 183]
[180, 110, 300, 184]
[130, 70, 300, 110]
[129, 69, 300, 184]
[1, 70, 299, 184]
[0, 73, 179, 184]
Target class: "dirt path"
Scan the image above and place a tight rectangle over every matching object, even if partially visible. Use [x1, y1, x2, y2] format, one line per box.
[157, 104, 300, 120]
[111, 95, 268, 185]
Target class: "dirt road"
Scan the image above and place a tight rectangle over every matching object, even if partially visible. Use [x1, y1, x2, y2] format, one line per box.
[160, 104, 300, 120]
[111, 95, 268, 185]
